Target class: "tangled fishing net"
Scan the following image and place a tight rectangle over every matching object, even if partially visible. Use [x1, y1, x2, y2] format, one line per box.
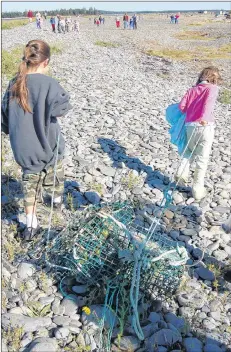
[44, 200, 188, 349]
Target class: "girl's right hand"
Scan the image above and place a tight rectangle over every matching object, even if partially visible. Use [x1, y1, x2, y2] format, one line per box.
[199, 120, 208, 126]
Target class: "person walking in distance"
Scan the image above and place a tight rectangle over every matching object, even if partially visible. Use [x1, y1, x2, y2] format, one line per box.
[123, 13, 129, 29]
[116, 16, 120, 28]
[74, 20, 80, 34]
[1, 40, 72, 241]
[176, 67, 222, 201]
[175, 13, 180, 24]
[35, 12, 41, 29]
[60, 17, 66, 33]
[50, 16, 56, 32]
[133, 14, 137, 29]
[27, 10, 33, 23]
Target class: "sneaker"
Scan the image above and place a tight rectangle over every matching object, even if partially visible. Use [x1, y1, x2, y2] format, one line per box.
[21, 226, 41, 242]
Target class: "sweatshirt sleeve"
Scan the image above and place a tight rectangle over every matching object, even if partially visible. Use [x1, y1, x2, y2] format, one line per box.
[179, 90, 189, 113]
[50, 82, 72, 118]
[200, 86, 219, 121]
[1, 85, 10, 135]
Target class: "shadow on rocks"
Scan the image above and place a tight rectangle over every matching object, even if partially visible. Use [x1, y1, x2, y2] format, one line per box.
[1, 173, 22, 222]
[98, 137, 191, 195]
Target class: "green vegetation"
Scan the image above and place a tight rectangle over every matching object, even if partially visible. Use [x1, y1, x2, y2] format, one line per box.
[121, 171, 142, 190]
[27, 301, 51, 317]
[175, 31, 215, 40]
[67, 193, 75, 212]
[38, 271, 50, 292]
[146, 42, 231, 61]
[2, 44, 63, 80]
[2, 46, 23, 79]
[2, 19, 31, 30]
[146, 48, 194, 60]
[90, 183, 104, 196]
[218, 89, 231, 105]
[95, 41, 120, 48]
[50, 44, 63, 55]
[2, 326, 24, 351]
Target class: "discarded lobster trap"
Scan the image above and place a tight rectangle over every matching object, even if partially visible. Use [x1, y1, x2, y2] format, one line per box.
[45, 200, 188, 350]
[45, 201, 135, 284]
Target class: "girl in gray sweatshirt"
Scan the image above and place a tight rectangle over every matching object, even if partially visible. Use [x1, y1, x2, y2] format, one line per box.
[1, 39, 72, 241]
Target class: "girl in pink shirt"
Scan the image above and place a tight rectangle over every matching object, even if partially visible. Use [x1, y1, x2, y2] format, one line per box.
[176, 67, 221, 201]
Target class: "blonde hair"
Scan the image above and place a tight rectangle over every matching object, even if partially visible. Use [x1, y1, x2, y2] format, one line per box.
[196, 66, 222, 85]
[11, 40, 50, 113]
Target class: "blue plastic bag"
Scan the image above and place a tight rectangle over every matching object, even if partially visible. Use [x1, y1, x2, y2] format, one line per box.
[166, 103, 188, 157]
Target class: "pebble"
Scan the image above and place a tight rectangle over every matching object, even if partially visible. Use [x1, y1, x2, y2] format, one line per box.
[114, 336, 140, 351]
[25, 337, 58, 352]
[2, 313, 52, 332]
[60, 295, 79, 316]
[204, 344, 223, 352]
[147, 328, 182, 347]
[17, 262, 35, 280]
[183, 337, 203, 352]
[54, 327, 70, 339]
[196, 267, 215, 281]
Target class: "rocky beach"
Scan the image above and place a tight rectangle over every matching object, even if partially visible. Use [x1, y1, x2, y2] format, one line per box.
[1, 13, 231, 352]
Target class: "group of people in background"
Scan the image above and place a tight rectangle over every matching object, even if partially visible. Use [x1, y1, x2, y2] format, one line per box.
[116, 13, 138, 29]
[94, 15, 105, 26]
[170, 13, 180, 24]
[55, 15, 80, 34]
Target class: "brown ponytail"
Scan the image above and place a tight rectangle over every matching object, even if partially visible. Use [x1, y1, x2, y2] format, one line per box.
[11, 40, 51, 113]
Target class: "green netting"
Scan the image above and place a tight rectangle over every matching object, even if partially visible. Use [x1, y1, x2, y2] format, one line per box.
[45, 201, 134, 285]
[44, 201, 188, 350]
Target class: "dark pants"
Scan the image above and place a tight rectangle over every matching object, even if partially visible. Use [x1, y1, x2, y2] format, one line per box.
[51, 24, 55, 32]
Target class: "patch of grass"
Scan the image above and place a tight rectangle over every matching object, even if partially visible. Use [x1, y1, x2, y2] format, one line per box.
[95, 41, 120, 48]
[218, 89, 231, 105]
[146, 48, 193, 60]
[2, 326, 24, 351]
[90, 183, 103, 196]
[18, 282, 26, 293]
[146, 42, 231, 61]
[64, 346, 91, 352]
[2, 46, 23, 79]
[2, 44, 63, 80]
[38, 271, 49, 292]
[121, 171, 142, 190]
[187, 22, 204, 26]
[50, 44, 63, 55]
[27, 301, 51, 317]
[2, 295, 7, 309]
[67, 193, 75, 212]
[2, 19, 31, 30]
[175, 31, 215, 40]
[4, 241, 15, 262]
[52, 212, 64, 227]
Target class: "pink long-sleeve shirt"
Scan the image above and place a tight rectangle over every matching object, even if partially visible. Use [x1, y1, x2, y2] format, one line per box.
[179, 83, 219, 123]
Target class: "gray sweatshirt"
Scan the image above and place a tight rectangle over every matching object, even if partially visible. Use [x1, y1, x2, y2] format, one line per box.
[1, 73, 72, 174]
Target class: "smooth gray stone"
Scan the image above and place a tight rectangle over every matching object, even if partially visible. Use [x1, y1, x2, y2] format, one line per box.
[183, 337, 203, 352]
[114, 335, 140, 351]
[2, 314, 52, 333]
[196, 267, 215, 281]
[24, 337, 58, 352]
